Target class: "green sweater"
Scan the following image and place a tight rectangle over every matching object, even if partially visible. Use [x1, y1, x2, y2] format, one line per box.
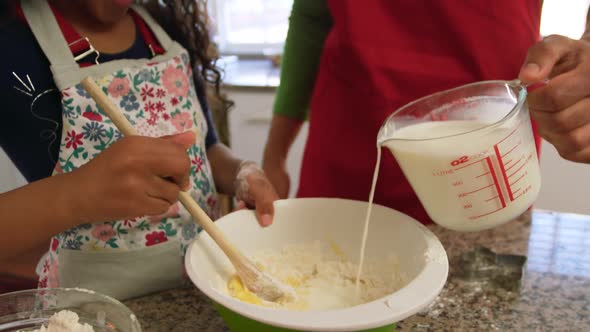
[272, 0, 332, 121]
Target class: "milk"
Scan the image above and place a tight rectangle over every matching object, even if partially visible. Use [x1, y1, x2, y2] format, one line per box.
[381, 120, 541, 231]
[355, 148, 381, 294]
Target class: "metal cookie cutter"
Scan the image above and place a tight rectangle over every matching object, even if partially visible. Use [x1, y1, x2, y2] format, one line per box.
[456, 245, 527, 292]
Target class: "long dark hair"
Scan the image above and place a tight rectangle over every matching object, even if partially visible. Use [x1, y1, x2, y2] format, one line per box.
[141, 0, 233, 115]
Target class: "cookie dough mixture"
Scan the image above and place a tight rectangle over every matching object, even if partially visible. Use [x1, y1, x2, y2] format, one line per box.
[227, 241, 406, 310]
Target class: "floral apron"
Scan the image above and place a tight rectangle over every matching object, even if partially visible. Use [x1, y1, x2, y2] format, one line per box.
[21, 0, 219, 300]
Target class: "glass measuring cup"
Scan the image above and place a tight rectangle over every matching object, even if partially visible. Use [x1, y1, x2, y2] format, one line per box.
[378, 80, 541, 232]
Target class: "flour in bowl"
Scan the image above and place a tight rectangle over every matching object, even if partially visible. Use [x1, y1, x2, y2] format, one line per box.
[226, 241, 406, 310]
[25, 310, 94, 332]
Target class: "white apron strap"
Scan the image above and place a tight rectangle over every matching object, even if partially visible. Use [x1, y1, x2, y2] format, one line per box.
[19, 0, 78, 70]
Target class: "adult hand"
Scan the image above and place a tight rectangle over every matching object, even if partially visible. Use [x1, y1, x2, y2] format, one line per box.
[234, 161, 280, 227]
[68, 132, 194, 222]
[519, 34, 590, 163]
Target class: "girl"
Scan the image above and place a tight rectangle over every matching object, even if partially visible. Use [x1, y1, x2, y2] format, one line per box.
[0, 0, 278, 299]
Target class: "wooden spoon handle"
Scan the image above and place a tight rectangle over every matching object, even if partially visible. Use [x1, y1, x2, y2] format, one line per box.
[177, 192, 242, 261]
[80, 77, 244, 263]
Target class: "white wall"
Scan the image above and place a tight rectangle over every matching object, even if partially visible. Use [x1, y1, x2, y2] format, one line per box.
[537, 140, 590, 214]
[540, 0, 590, 39]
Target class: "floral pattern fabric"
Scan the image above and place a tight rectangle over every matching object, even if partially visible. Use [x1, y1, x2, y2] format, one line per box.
[38, 50, 219, 288]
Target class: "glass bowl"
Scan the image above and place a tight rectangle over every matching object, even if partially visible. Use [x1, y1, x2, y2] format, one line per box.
[0, 288, 141, 332]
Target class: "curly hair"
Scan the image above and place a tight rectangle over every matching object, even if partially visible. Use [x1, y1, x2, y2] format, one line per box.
[141, 0, 233, 114]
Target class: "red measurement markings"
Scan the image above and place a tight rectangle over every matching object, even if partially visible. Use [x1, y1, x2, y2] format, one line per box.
[510, 172, 526, 187]
[459, 184, 494, 197]
[470, 207, 504, 220]
[508, 160, 527, 179]
[476, 171, 490, 179]
[453, 157, 486, 171]
[512, 185, 532, 201]
[494, 145, 514, 201]
[506, 157, 523, 172]
[501, 141, 521, 158]
[485, 195, 499, 202]
[486, 157, 506, 208]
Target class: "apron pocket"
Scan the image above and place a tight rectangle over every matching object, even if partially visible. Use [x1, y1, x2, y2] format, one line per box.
[58, 240, 184, 301]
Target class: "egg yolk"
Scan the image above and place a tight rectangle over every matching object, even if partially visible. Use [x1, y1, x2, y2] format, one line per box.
[227, 276, 263, 305]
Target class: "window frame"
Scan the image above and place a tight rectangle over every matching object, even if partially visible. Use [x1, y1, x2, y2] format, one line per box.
[209, 0, 290, 56]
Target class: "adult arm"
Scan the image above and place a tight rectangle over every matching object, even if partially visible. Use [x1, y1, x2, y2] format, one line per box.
[262, 0, 333, 197]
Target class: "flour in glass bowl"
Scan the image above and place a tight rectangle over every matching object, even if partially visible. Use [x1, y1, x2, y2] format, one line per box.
[23, 310, 95, 332]
[226, 241, 407, 310]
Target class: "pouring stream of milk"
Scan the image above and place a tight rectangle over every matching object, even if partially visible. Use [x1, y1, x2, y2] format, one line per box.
[354, 147, 381, 294]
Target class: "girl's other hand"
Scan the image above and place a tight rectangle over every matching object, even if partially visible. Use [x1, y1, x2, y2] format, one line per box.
[234, 161, 280, 227]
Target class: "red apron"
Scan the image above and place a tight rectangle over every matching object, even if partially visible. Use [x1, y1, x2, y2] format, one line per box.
[297, 1, 542, 224]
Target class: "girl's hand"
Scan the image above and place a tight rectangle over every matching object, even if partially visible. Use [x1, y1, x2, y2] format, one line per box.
[233, 161, 280, 227]
[68, 132, 194, 223]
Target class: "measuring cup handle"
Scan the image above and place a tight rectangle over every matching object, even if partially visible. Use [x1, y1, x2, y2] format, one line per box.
[509, 79, 549, 92]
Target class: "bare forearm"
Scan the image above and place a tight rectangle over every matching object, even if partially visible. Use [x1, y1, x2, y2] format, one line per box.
[263, 114, 304, 164]
[207, 143, 242, 195]
[0, 174, 79, 261]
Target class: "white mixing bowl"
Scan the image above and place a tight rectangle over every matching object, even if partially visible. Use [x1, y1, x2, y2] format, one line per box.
[185, 198, 448, 331]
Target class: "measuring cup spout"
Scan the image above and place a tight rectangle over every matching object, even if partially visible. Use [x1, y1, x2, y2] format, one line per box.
[377, 110, 402, 146]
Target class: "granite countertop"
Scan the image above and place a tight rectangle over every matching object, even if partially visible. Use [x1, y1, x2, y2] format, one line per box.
[124, 210, 590, 331]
